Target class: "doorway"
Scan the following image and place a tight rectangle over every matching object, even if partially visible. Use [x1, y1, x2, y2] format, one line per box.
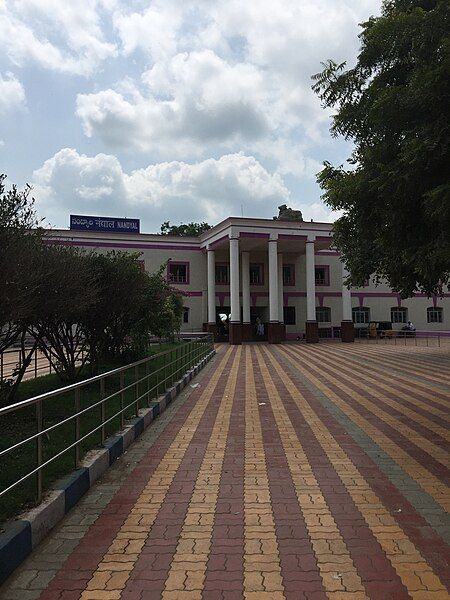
[216, 306, 230, 341]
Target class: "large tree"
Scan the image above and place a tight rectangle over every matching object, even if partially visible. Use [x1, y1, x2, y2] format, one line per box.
[312, 0, 450, 297]
[160, 221, 211, 236]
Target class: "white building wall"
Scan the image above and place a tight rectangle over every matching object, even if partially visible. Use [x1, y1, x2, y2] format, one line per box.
[45, 225, 450, 336]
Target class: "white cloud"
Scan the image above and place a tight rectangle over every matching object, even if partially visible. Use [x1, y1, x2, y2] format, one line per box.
[32, 148, 293, 230]
[74, 0, 381, 170]
[0, 1, 117, 75]
[76, 50, 269, 155]
[2, 0, 382, 227]
[0, 72, 26, 113]
[206, 1, 380, 74]
[113, 1, 182, 62]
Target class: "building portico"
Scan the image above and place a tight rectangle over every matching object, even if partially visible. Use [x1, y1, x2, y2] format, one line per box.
[201, 217, 353, 344]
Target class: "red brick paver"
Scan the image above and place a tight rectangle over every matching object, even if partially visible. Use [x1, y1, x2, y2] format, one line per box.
[1, 343, 449, 600]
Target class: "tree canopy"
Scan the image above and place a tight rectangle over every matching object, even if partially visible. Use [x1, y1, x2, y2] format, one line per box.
[0, 175, 184, 400]
[0, 176, 43, 353]
[312, 0, 450, 297]
[160, 221, 211, 236]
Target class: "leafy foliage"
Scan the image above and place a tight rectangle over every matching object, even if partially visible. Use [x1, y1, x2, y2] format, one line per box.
[85, 251, 149, 364]
[29, 245, 99, 382]
[85, 254, 182, 364]
[312, 0, 450, 297]
[160, 221, 211, 236]
[0, 175, 184, 399]
[0, 176, 43, 353]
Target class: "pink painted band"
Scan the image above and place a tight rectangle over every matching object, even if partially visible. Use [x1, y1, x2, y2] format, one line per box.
[45, 239, 202, 252]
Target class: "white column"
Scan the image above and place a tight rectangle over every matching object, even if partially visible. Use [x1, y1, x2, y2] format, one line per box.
[342, 262, 352, 321]
[306, 239, 316, 321]
[278, 253, 284, 322]
[242, 251, 250, 324]
[207, 249, 216, 324]
[229, 236, 240, 323]
[268, 238, 279, 323]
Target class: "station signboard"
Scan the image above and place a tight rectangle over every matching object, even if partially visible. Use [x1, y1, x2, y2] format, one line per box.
[70, 215, 140, 234]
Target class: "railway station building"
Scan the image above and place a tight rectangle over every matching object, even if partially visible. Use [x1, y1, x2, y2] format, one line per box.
[46, 214, 450, 344]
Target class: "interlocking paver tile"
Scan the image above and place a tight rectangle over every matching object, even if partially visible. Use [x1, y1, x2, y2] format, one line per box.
[1, 343, 449, 600]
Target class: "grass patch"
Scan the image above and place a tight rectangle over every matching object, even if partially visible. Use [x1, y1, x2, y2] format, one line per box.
[0, 340, 209, 525]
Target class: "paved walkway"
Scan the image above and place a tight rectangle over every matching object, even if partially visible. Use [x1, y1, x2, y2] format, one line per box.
[1, 343, 449, 600]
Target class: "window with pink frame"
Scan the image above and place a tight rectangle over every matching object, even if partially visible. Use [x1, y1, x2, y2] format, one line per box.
[168, 261, 189, 284]
[250, 263, 264, 285]
[282, 264, 295, 286]
[315, 265, 330, 286]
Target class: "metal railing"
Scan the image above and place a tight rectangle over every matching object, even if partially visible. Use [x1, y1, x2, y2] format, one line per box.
[354, 331, 446, 347]
[0, 335, 213, 511]
[0, 346, 56, 382]
[294, 329, 448, 346]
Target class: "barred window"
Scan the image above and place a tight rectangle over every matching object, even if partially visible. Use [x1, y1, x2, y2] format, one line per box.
[168, 262, 189, 284]
[316, 306, 331, 323]
[315, 266, 329, 286]
[215, 264, 229, 284]
[250, 263, 263, 285]
[352, 306, 370, 324]
[427, 307, 443, 323]
[391, 307, 407, 323]
[282, 264, 295, 286]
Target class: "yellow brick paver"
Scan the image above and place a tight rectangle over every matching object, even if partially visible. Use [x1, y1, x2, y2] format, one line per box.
[265, 345, 449, 599]
[162, 346, 241, 597]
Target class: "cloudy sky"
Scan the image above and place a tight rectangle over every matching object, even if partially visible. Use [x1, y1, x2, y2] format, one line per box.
[0, 0, 381, 233]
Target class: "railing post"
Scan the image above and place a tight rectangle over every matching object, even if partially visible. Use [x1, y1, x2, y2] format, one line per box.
[156, 363, 160, 396]
[165, 357, 168, 391]
[74, 388, 81, 467]
[100, 378, 106, 444]
[146, 360, 150, 405]
[120, 371, 125, 429]
[180, 344, 183, 377]
[36, 399, 43, 503]
[135, 365, 139, 417]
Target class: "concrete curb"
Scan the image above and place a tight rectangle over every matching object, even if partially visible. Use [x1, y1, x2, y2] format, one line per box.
[0, 350, 215, 585]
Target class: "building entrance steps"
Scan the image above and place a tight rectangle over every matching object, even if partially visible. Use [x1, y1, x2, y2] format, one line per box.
[1, 342, 449, 599]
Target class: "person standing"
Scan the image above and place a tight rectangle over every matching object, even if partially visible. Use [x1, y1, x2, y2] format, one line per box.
[256, 316, 264, 337]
